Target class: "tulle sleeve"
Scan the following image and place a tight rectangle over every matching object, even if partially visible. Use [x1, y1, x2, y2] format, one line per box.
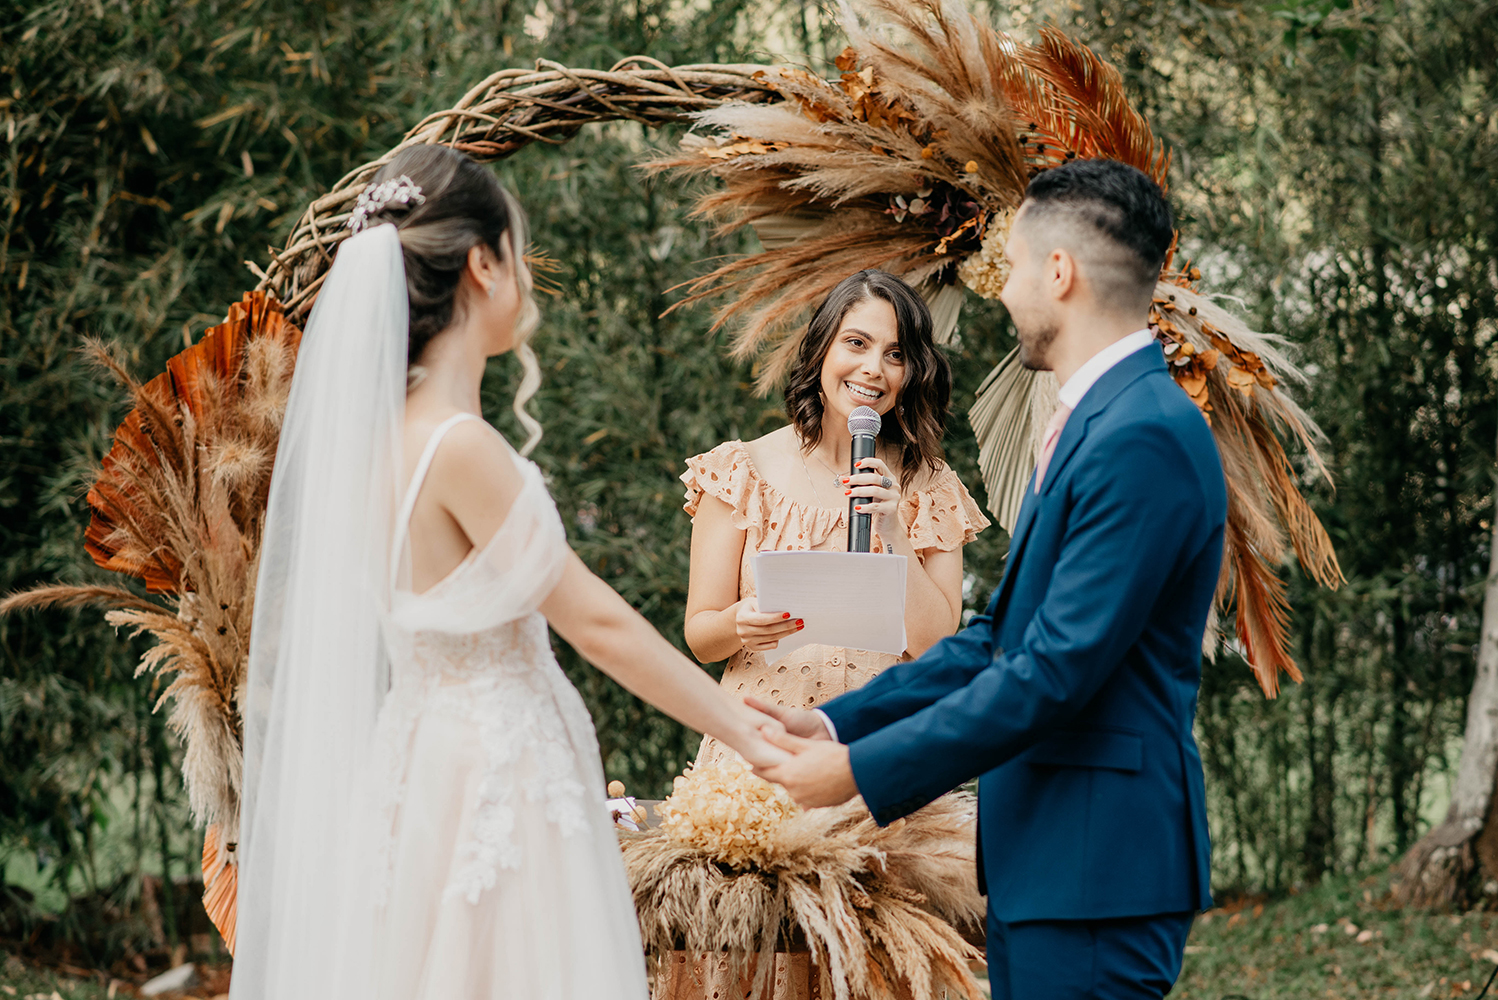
[681, 441, 766, 532]
[899, 469, 992, 551]
[388, 458, 568, 635]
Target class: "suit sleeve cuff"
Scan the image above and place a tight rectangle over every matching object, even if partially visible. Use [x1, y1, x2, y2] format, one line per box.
[813, 708, 839, 743]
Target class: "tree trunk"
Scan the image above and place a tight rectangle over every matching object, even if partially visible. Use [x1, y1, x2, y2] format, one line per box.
[1391, 468, 1498, 907]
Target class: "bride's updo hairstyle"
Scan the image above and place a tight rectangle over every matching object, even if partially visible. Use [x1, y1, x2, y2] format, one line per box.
[361, 144, 543, 453]
[783, 269, 952, 485]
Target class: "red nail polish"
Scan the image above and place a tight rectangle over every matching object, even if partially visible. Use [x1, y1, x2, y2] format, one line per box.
[782, 613, 791, 619]
[796, 622, 805, 629]
[844, 489, 851, 495]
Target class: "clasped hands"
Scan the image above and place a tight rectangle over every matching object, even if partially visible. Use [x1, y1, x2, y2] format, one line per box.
[741, 695, 860, 809]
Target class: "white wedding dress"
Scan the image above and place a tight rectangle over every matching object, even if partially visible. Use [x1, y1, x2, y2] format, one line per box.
[372, 412, 648, 998]
[232, 225, 646, 1000]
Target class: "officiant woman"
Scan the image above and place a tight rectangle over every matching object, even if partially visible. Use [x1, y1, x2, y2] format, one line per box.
[657, 268, 990, 999]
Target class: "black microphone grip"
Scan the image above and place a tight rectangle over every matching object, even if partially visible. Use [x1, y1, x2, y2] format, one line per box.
[847, 432, 878, 552]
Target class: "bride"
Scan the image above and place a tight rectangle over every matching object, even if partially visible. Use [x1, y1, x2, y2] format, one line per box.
[229, 145, 786, 1000]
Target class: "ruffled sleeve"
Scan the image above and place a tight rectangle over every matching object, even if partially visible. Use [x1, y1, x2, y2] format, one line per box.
[900, 468, 992, 551]
[681, 442, 845, 550]
[681, 441, 765, 532]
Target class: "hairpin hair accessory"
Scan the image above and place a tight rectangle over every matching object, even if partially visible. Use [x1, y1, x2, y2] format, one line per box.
[347, 175, 425, 234]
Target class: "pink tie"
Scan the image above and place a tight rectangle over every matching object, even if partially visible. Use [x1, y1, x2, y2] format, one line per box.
[1034, 404, 1073, 493]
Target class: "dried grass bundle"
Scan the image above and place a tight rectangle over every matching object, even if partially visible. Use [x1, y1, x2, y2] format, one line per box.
[0, 291, 302, 951]
[623, 794, 985, 1000]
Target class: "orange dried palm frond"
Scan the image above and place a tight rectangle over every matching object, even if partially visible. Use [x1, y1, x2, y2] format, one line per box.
[1018, 26, 1170, 185]
[1149, 279, 1342, 693]
[1223, 498, 1302, 698]
[84, 292, 302, 593]
[202, 823, 238, 954]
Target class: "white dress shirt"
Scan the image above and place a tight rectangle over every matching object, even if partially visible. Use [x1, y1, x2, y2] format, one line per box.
[1034, 328, 1157, 493]
[1056, 328, 1156, 411]
[810, 330, 1156, 744]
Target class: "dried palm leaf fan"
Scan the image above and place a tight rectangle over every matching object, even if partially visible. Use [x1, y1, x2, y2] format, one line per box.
[648, 0, 1344, 696]
[0, 292, 303, 953]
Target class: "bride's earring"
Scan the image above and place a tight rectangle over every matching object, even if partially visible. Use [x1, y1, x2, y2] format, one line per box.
[487, 283, 497, 300]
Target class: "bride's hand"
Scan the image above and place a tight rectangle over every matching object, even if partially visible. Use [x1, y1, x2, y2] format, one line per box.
[843, 456, 902, 541]
[737, 699, 786, 742]
[735, 598, 803, 653]
[745, 696, 833, 741]
[732, 718, 793, 770]
[724, 699, 791, 769]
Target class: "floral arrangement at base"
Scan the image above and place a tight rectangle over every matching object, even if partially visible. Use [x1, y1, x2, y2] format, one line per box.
[621, 771, 985, 1000]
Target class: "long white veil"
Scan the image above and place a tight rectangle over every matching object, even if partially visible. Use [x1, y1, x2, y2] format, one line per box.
[232, 224, 407, 1000]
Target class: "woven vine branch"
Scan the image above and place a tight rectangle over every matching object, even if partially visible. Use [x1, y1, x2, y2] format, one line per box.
[254, 58, 776, 321]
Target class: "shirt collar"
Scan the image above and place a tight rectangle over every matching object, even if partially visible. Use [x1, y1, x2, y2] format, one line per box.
[1056, 329, 1156, 410]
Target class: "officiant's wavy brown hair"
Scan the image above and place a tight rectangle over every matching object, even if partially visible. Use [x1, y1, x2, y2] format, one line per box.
[784, 270, 952, 485]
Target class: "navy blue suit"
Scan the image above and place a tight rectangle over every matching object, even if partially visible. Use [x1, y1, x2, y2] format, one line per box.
[820, 345, 1225, 998]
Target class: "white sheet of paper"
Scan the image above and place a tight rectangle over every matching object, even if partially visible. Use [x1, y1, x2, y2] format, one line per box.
[751, 550, 907, 656]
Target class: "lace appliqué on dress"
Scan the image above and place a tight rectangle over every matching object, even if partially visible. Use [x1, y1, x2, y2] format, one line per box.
[373, 613, 599, 906]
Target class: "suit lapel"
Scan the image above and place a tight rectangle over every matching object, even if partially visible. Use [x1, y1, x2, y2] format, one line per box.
[987, 483, 1041, 618]
[1038, 344, 1167, 498]
[985, 344, 1168, 622]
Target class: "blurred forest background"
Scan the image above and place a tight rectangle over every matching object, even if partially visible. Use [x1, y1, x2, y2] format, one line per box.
[2, 0, 1496, 975]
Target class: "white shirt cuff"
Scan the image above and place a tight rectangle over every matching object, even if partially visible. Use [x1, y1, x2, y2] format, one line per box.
[812, 708, 839, 743]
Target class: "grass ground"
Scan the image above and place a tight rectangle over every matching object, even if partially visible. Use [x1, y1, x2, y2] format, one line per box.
[2, 872, 1494, 998]
[0, 956, 113, 1000]
[1174, 872, 1498, 999]
[0, 954, 229, 1000]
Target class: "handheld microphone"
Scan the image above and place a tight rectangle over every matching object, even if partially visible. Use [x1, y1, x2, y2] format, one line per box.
[847, 406, 881, 553]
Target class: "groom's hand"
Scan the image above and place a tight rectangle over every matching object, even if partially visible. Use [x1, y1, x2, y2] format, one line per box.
[744, 696, 832, 741]
[753, 730, 858, 808]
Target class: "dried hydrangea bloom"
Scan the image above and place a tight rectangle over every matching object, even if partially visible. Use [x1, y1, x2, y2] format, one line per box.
[957, 208, 1016, 301]
[656, 757, 798, 869]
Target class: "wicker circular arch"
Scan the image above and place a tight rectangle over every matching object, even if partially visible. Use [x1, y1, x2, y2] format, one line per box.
[254, 58, 775, 321]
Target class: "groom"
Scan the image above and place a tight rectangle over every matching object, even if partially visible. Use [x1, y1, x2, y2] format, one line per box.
[754, 158, 1226, 999]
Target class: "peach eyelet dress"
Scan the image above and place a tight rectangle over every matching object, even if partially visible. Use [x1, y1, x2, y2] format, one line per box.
[683, 439, 990, 765]
[653, 439, 990, 1000]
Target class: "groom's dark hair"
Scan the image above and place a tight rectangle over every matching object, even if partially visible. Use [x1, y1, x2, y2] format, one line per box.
[1017, 159, 1174, 312]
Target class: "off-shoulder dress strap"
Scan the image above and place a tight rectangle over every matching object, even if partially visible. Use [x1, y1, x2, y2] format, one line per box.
[390, 412, 484, 581]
